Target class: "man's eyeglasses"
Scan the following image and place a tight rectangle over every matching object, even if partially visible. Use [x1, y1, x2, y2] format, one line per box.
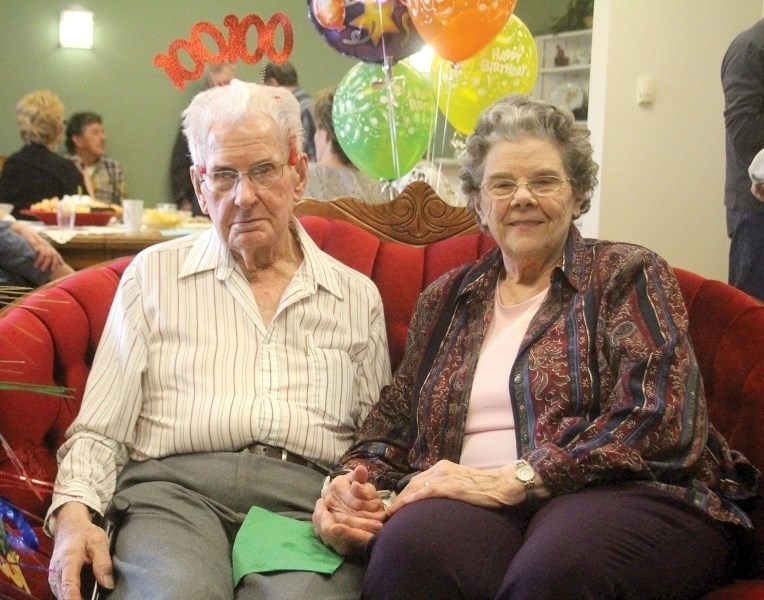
[481, 175, 572, 202]
[201, 161, 287, 195]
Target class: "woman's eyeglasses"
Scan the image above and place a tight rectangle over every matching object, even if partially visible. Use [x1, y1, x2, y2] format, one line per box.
[480, 175, 572, 202]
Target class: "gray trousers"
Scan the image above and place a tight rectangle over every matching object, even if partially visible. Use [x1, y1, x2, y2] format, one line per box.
[107, 452, 364, 600]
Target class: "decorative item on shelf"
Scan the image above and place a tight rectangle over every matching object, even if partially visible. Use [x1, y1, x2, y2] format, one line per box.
[550, 0, 594, 34]
[554, 45, 569, 66]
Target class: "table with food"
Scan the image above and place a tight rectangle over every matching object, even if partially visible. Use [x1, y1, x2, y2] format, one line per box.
[19, 196, 211, 270]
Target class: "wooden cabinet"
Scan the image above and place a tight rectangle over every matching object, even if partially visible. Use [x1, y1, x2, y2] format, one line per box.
[533, 29, 592, 122]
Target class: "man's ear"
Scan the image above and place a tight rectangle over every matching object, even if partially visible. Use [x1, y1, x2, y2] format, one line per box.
[293, 153, 309, 197]
[190, 166, 208, 214]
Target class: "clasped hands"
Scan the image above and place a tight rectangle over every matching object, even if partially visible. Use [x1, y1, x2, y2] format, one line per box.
[312, 460, 527, 556]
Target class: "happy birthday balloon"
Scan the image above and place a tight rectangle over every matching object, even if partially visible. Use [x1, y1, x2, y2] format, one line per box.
[406, 0, 516, 64]
[333, 61, 434, 180]
[309, 0, 423, 64]
[432, 14, 538, 135]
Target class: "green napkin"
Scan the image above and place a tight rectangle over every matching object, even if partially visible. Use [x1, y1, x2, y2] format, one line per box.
[232, 506, 344, 585]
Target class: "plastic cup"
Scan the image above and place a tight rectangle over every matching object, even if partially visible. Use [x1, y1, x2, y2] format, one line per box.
[56, 197, 77, 229]
[122, 199, 144, 233]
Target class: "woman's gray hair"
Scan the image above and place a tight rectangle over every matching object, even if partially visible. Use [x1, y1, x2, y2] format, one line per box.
[16, 90, 65, 146]
[459, 94, 599, 216]
[182, 79, 304, 166]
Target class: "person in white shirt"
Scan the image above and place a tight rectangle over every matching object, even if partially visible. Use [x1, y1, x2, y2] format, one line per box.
[46, 80, 391, 600]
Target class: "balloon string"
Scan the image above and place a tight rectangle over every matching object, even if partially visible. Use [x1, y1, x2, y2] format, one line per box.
[377, 0, 400, 182]
[434, 61, 456, 198]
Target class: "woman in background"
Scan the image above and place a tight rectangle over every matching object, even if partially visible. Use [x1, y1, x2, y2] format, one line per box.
[0, 90, 91, 218]
[303, 88, 389, 202]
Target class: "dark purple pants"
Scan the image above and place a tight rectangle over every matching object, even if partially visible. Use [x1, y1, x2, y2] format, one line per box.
[362, 485, 740, 600]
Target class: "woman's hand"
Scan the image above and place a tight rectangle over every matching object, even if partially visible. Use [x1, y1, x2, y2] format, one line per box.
[312, 465, 387, 556]
[386, 460, 547, 518]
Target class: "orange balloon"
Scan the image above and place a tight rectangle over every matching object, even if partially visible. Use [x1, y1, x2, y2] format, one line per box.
[406, 0, 517, 63]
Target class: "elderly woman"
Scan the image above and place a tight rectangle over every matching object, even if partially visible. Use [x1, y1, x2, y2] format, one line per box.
[0, 90, 90, 217]
[313, 95, 758, 600]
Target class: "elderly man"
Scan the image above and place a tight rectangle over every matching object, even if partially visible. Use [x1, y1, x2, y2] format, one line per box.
[46, 80, 391, 600]
[65, 112, 126, 204]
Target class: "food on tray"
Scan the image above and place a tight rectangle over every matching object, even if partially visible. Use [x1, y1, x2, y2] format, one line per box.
[29, 196, 123, 216]
[142, 208, 184, 229]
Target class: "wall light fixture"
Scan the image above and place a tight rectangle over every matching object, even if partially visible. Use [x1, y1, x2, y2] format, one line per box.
[59, 6, 94, 49]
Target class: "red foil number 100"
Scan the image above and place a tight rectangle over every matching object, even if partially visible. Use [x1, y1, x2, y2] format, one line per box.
[154, 13, 294, 90]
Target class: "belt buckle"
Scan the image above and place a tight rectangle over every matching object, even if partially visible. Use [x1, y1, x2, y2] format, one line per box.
[244, 443, 268, 457]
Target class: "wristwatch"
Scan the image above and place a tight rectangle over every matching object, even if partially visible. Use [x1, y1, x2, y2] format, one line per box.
[513, 459, 536, 499]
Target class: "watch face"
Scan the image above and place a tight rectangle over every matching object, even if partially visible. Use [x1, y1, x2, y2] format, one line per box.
[516, 462, 535, 482]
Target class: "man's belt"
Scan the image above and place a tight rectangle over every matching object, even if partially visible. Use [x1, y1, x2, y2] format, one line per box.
[241, 442, 329, 476]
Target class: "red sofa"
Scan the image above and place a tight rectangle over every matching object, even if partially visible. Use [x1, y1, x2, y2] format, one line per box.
[1, 183, 762, 599]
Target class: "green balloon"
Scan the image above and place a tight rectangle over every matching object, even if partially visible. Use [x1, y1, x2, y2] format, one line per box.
[333, 61, 434, 181]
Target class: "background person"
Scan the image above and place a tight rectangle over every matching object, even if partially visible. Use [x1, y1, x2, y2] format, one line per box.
[303, 88, 387, 202]
[46, 80, 391, 600]
[0, 90, 91, 218]
[721, 18, 764, 301]
[263, 61, 317, 162]
[0, 218, 73, 291]
[170, 63, 236, 215]
[314, 94, 758, 600]
[65, 112, 126, 204]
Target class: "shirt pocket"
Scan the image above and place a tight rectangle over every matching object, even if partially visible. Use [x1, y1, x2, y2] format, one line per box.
[304, 331, 356, 426]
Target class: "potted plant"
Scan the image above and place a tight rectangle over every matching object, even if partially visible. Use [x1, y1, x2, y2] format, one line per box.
[551, 0, 594, 33]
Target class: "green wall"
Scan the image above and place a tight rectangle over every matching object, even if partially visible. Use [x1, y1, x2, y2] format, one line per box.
[0, 1, 566, 207]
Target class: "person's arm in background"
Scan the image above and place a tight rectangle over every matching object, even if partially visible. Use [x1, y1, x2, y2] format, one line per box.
[722, 27, 764, 168]
[0, 221, 73, 285]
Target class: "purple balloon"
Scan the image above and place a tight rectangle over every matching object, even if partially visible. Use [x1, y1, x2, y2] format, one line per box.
[308, 0, 424, 64]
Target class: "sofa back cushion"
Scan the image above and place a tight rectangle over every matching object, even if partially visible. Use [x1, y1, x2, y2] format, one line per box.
[299, 216, 495, 368]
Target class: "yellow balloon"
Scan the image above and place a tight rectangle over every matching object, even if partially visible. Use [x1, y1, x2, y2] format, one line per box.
[432, 15, 538, 136]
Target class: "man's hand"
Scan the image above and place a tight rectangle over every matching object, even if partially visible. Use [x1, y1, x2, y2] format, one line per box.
[312, 465, 386, 556]
[48, 502, 114, 600]
[752, 181, 764, 202]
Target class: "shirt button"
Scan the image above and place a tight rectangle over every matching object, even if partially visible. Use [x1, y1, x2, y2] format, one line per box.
[513, 374, 522, 384]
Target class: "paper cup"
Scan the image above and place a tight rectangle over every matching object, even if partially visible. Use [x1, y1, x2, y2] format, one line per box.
[122, 199, 144, 233]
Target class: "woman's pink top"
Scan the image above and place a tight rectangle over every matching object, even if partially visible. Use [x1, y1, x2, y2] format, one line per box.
[460, 286, 547, 469]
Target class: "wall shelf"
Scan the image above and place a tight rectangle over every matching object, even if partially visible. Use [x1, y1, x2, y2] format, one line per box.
[533, 29, 592, 122]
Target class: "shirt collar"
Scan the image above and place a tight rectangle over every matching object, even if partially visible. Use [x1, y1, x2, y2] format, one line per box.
[177, 218, 345, 299]
[459, 224, 586, 299]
